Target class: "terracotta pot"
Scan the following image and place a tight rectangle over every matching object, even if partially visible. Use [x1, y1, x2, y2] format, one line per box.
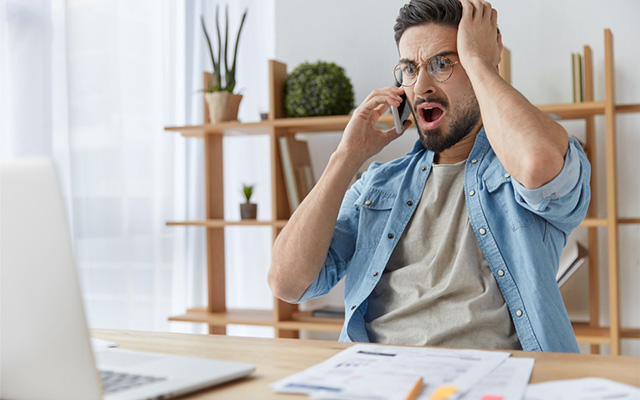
[204, 92, 243, 123]
[240, 203, 257, 220]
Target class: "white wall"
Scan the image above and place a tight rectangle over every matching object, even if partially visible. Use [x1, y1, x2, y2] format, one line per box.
[273, 0, 640, 354]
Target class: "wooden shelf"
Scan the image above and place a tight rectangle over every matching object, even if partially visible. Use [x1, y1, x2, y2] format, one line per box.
[166, 219, 288, 228]
[169, 309, 639, 343]
[165, 103, 640, 137]
[537, 102, 640, 120]
[166, 113, 398, 138]
[169, 308, 343, 332]
[169, 308, 276, 327]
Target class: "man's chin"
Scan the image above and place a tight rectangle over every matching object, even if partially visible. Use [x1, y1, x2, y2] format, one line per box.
[418, 127, 459, 153]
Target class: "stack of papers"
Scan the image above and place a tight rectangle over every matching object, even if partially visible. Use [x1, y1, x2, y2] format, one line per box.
[270, 344, 534, 400]
[271, 344, 640, 399]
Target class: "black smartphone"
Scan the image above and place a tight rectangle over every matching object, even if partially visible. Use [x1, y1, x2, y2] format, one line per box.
[391, 84, 411, 134]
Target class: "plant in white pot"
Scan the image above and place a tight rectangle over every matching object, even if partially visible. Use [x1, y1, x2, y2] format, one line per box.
[240, 184, 257, 220]
[201, 6, 248, 123]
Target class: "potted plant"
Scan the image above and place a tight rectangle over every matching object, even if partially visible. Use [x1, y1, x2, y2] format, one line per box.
[201, 6, 248, 123]
[284, 61, 355, 117]
[240, 184, 257, 220]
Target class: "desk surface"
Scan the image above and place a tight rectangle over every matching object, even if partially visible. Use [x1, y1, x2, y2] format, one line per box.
[92, 329, 640, 399]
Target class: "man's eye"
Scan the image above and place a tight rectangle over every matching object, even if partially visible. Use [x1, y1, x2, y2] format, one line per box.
[429, 57, 447, 74]
[402, 65, 417, 75]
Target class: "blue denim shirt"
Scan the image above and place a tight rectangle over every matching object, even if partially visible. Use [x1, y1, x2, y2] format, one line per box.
[297, 128, 591, 353]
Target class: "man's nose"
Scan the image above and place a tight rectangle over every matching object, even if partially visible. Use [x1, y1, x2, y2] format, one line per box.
[413, 67, 437, 95]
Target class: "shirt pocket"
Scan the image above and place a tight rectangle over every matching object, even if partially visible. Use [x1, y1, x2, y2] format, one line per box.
[353, 188, 397, 249]
[484, 164, 534, 231]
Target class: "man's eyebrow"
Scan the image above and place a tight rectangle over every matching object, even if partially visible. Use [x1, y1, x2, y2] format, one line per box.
[399, 51, 458, 64]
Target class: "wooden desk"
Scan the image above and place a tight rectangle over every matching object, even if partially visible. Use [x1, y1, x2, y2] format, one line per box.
[91, 329, 640, 399]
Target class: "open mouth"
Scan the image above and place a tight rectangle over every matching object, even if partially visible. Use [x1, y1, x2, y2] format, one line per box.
[417, 103, 445, 130]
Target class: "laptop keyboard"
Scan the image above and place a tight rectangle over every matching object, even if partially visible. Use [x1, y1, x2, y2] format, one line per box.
[100, 370, 167, 394]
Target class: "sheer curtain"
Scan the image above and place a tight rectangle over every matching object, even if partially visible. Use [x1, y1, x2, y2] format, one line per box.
[1, 0, 275, 334]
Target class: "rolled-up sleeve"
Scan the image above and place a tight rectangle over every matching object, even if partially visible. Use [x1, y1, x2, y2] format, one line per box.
[511, 137, 591, 233]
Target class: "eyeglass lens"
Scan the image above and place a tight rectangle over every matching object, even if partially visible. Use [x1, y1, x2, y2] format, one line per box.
[394, 56, 454, 86]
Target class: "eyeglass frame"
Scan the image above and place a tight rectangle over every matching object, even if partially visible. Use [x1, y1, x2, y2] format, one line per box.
[393, 55, 460, 86]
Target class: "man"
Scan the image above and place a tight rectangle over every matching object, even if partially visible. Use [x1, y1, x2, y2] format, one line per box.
[268, 0, 590, 352]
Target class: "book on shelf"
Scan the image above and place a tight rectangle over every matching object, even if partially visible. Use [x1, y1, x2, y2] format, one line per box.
[279, 136, 315, 212]
[572, 52, 584, 102]
[557, 240, 588, 287]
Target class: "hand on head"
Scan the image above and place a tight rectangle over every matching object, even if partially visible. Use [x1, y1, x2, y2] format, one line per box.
[456, 0, 503, 70]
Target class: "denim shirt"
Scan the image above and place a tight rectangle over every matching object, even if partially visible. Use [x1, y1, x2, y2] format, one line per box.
[296, 128, 591, 353]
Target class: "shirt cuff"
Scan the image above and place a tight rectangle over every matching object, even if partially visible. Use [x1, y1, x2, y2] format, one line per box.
[511, 139, 581, 212]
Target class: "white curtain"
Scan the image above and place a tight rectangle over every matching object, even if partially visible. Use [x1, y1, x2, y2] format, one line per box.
[1, 0, 275, 335]
[2, 0, 192, 332]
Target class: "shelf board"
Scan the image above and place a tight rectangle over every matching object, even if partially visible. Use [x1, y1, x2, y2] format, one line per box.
[572, 323, 640, 344]
[165, 113, 396, 137]
[572, 323, 612, 345]
[168, 308, 343, 332]
[537, 102, 640, 120]
[165, 103, 640, 137]
[166, 219, 288, 228]
[579, 217, 640, 227]
[580, 218, 608, 227]
[169, 308, 276, 327]
[169, 309, 639, 343]
[166, 217, 637, 229]
[165, 121, 271, 137]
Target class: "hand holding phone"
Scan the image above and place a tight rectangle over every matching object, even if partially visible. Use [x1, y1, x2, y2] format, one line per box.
[391, 87, 411, 134]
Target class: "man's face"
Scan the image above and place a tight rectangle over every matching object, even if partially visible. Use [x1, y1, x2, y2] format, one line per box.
[398, 23, 481, 153]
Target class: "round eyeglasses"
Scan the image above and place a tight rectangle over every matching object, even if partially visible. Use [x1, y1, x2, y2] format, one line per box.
[393, 55, 459, 86]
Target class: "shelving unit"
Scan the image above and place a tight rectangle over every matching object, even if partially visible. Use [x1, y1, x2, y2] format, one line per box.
[166, 30, 639, 353]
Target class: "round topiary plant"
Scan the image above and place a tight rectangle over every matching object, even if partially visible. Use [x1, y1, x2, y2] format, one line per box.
[284, 61, 355, 118]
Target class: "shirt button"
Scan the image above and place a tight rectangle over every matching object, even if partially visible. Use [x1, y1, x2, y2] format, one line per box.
[469, 190, 475, 196]
[504, 172, 511, 178]
[351, 305, 356, 311]
[373, 271, 379, 277]
[479, 228, 487, 235]
[497, 269, 505, 277]
[471, 159, 478, 164]
[388, 233, 394, 239]
[421, 167, 427, 172]
[516, 310, 523, 317]
[406, 200, 413, 206]
[364, 200, 372, 206]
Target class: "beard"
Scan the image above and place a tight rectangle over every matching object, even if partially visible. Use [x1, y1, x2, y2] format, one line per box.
[412, 92, 481, 153]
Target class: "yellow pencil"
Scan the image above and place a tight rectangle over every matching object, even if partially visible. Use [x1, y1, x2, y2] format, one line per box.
[404, 377, 424, 400]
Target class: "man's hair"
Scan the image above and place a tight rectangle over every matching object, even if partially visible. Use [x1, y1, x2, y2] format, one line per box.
[394, 0, 462, 45]
[394, 0, 498, 45]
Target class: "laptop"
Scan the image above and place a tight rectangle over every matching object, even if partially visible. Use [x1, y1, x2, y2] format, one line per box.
[0, 158, 255, 400]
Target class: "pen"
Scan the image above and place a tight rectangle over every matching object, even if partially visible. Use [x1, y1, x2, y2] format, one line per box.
[404, 377, 423, 400]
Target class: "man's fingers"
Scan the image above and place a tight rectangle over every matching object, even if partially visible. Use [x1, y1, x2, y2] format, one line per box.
[382, 118, 413, 137]
[362, 86, 403, 104]
[358, 94, 402, 119]
[459, 0, 473, 19]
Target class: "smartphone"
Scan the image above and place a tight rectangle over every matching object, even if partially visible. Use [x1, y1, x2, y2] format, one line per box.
[391, 87, 411, 134]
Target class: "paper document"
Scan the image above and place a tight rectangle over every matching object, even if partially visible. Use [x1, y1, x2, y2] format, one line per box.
[270, 343, 510, 400]
[458, 357, 535, 400]
[525, 377, 640, 400]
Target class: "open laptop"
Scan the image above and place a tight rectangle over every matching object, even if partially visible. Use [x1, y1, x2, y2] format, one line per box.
[0, 158, 255, 400]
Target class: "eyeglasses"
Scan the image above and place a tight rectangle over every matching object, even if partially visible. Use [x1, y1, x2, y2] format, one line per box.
[393, 55, 459, 86]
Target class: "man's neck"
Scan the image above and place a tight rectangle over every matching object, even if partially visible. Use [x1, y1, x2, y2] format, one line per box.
[434, 123, 483, 164]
